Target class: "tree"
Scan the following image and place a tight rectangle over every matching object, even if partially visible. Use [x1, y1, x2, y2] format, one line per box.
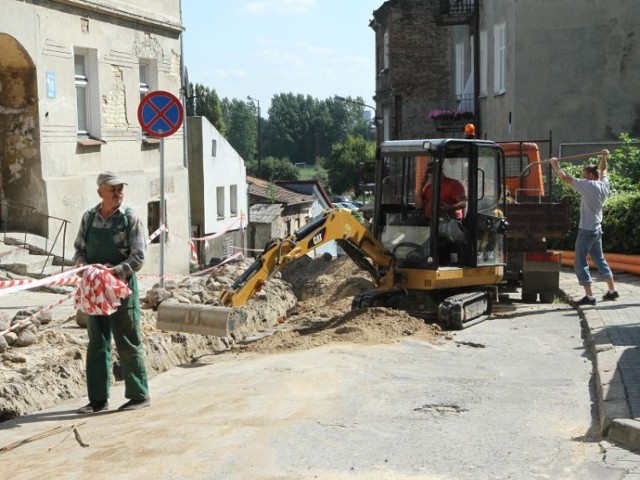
[266, 93, 318, 164]
[607, 133, 640, 194]
[323, 135, 375, 195]
[186, 83, 226, 134]
[265, 93, 376, 166]
[221, 98, 258, 163]
[245, 156, 299, 181]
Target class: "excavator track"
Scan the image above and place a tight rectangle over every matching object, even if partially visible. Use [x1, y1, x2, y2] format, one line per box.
[438, 291, 492, 330]
[352, 288, 491, 330]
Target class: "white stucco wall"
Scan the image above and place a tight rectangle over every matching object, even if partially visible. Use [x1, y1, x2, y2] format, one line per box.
[0, 0, 190, 276]
[187, 116, 248, 254]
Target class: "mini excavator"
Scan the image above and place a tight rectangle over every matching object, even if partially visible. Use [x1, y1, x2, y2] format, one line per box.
[158, 137, 509, 334]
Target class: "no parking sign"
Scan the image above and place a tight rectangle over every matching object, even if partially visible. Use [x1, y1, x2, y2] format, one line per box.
[137, 91, 184, 138]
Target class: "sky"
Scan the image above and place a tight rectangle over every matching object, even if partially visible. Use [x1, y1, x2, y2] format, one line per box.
[181, 0, 382, 114]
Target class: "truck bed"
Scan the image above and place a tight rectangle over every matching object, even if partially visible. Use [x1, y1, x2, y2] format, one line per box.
[505, 201, 571, 241]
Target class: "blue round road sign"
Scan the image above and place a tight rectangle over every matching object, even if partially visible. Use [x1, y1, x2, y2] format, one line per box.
[138, 90, 184, 138]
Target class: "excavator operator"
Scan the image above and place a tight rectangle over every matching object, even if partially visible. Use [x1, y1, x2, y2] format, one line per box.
[416, 162, 467, 222]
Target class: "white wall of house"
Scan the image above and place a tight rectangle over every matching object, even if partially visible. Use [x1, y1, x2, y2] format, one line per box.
[0, 0, 190, 275]
[187, 116, 248, 263]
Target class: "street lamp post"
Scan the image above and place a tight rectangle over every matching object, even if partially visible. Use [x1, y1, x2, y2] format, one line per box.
[334, 95, 381, 142]
[248, 96, 261, 175]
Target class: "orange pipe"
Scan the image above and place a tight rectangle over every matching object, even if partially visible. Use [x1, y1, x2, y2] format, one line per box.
[559, 250, 640, 276]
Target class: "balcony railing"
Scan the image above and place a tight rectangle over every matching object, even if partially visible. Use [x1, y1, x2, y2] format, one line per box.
[436, 0, 476, 26]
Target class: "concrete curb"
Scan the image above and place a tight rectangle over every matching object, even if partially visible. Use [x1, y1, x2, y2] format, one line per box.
[562, 288, 640, 449]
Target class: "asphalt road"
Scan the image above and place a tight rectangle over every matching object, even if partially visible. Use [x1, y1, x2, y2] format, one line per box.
[2, 302, 639, 479]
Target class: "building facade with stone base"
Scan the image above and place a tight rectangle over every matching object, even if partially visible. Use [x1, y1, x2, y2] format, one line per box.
[0, 0, 190, 276]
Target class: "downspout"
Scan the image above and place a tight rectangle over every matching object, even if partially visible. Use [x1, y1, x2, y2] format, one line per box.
[473, 0, 481, 136]
[179, 0, 194, 266]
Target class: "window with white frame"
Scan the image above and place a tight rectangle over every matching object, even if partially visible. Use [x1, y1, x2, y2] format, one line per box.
[139, 63, 150, 102]
[74, 52, 95, 136]
[383, 29, 389, 70]
[455, 42, 465, 98]
[230, 184, 238, 216]
[216, 186, 225, 219]
[480, 30, 488, 96]
[493, 22, 506, 94]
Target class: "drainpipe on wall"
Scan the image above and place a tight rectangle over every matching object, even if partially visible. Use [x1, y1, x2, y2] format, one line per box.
[473, 0, 481, 137]
[179, 0, 194, 266]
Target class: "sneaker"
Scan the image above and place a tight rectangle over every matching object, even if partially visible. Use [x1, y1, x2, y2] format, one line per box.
[603, 291, 620, 301]
[77, 400, 109, 414]
[576, 296, 596, 306]
[118, 398, 151, 411]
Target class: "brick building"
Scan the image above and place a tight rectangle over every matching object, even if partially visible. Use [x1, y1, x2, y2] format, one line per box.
[371, 0, 453, 141]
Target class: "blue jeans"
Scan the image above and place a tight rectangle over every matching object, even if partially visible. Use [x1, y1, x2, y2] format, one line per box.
[574, 228, 613, 287]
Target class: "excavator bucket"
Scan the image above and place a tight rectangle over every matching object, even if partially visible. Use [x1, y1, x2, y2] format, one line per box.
[156, 303, 238, 336]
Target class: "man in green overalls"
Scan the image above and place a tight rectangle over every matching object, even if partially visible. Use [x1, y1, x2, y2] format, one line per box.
[73, 171, 150, 413]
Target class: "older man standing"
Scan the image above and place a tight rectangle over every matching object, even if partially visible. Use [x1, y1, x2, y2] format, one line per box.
[73, 171, 150, 413]
[550, 150, 619, 306]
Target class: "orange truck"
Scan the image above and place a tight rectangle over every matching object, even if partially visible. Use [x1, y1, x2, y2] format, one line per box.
[500, 142, 570, 302]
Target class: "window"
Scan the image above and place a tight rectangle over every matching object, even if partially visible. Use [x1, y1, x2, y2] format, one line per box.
[216, 186, 225, 219]
[383, 29, 389, 70]
[212, 139, 217, 157]
[455, 42, 465, 98]
[74, 49, 99, 138]
[139, 63, 150, 102]
[480, 31, 488, 96]
[147, 201, 161, 244]
[383, 106, 390, 141]
[230, 184, 238, 216]
[74, 53, 90, 135]
[493, 22, 506, 94]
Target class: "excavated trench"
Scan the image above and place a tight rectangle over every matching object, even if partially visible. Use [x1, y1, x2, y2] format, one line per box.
[0, 255, 442, 422]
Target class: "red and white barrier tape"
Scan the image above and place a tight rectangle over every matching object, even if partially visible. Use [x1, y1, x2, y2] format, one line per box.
[0, 292, 75, 337]
[147, 224, 167, 244]
[190, 216, 243, 242]
[190, 252, 244, 277]
[0, 246, 28, 258]
[0, 276, 80, 290]
[0, 265, 89, 298]
[189, 240, 199, 265]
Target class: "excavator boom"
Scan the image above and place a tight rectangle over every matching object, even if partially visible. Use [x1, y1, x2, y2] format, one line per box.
[221, 208, 394, 307]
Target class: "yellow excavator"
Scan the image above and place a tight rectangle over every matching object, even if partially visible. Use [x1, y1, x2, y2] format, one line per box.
[158, 137, 508, 334]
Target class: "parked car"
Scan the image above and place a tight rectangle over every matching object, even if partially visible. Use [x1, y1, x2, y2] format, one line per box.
[331, 195, 352, 203]
[334, 202, 359, 211]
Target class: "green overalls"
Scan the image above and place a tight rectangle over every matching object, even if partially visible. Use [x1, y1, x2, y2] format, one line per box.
[84, 210, 149, 402]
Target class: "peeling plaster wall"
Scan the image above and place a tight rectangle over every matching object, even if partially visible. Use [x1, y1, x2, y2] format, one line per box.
[0, 61, 47, 236]
[102, 65, 128, 129]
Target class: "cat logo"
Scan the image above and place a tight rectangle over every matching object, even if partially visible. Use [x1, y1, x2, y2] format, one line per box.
[308, 228, 326, 248]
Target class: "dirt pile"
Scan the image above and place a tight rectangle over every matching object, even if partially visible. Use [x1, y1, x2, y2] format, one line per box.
[0, 254, 442, 421]
[236, 255, 443, 355]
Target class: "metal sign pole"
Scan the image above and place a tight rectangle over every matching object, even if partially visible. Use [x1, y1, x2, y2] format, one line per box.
[160, 137, 165, 288]
[137, 90, 183, 287]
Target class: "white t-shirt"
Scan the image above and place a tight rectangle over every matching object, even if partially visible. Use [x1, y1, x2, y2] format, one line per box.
[572, 172, 610, 231]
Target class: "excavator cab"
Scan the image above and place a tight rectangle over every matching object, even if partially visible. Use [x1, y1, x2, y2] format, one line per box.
[374, 139, 505, 273]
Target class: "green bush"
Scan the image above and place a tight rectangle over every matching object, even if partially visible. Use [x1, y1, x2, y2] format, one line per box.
[602, 192, 640, 254]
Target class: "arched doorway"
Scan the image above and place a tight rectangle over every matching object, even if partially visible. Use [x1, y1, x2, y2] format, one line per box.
[0, 33, 46, 236]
